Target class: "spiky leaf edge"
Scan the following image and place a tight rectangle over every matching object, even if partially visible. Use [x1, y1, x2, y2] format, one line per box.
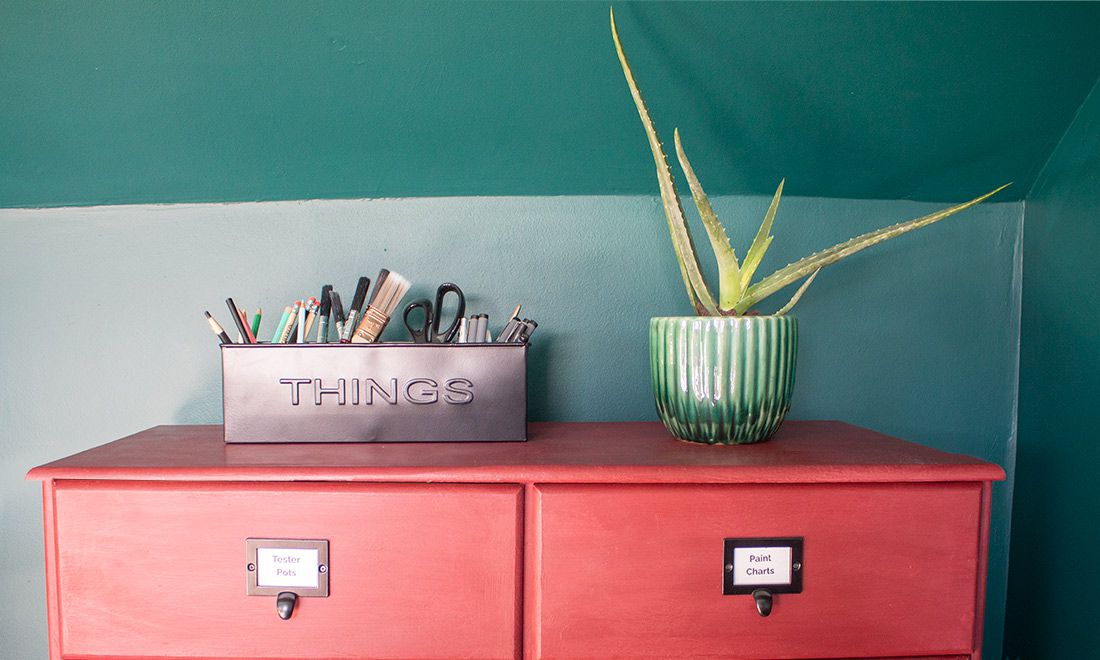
[673, 129, 742, 309]
[775, 269, 819, 315]
[611, 7, 719, 315]
[733, 184, 1011, 314]
[739, 180, 784, 294]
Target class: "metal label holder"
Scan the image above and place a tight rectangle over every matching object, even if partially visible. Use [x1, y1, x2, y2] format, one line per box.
[723, 537, 804, 596]
[245, 538, 329, 598]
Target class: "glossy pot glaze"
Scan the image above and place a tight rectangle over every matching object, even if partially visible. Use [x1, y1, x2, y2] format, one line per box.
[650, 316, 797, 445]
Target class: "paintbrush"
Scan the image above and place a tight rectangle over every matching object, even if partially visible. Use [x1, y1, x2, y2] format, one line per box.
[352, 271, 411, 343]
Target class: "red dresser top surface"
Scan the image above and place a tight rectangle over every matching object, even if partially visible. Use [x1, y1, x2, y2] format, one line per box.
[27, 421, 1005, 484]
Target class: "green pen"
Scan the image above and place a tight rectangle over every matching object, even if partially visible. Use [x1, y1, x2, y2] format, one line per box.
[271, 305, 292, 343]
[251, 308, 262, 338]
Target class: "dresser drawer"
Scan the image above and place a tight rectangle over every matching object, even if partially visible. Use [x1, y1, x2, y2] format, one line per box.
[530, 483, 983, 659]
[52, 481, 522, 659]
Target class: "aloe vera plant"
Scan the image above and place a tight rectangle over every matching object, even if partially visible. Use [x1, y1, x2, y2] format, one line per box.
[610, 8, 1009, 316]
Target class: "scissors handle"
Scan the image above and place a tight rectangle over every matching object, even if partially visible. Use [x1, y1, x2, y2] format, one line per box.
[402, 298, 434, 343]
[432, 283, 466, 343]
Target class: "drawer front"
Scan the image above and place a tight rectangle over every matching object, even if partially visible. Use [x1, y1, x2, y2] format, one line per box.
[53, 481, 522, 659]
[531, 483, 982, 659]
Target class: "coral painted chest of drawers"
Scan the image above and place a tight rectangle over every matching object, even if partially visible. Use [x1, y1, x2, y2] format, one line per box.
[28, 421, 1003, 660]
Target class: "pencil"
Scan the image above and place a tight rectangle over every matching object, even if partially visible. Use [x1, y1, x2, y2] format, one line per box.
[204, 311, 233, 345]
[296, 298, 308, 343]
[271, 306, 292, 343]
[279, 301, 302, 343]
[236, 306, 257, 343]
[251, 308, 262, 338]
[303, 298, 319, 341]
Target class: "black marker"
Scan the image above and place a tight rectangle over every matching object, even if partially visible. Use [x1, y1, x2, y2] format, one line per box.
[518, 319, 538, 343]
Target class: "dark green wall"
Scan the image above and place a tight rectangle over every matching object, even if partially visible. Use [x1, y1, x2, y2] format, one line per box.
[1006, 80, 1100, 659]
[4, 1, 1083, 658]
[3, 1, 1100, 206]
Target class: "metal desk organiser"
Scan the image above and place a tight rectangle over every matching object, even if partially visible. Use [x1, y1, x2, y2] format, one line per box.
[221, 343, 527, 443]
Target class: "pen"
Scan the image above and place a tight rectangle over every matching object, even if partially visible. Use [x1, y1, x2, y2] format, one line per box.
[515, 318, 531, 342]
[204, 311, 233, 345]
[518, 319, 538, 343]
[341, 276, 371, 343]
[497, 319, 517, 342]
[496, 305, 522, 342]
[473, 314, 488, 343]
[226, 298, 254, 344]
[500, 316, 526, 343]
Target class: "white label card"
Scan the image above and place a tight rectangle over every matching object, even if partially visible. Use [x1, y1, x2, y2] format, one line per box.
[256, 547, 320, 589]
[732, 546, 792, 586]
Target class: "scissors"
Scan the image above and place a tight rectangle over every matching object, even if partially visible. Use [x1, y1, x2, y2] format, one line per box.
[402, 282, 466, 343]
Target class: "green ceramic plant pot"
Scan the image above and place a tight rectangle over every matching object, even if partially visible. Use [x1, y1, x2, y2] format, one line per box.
[650, 316, 798, 445]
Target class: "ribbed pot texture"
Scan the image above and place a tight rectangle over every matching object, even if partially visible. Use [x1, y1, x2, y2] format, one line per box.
[650, 316, 798, 445]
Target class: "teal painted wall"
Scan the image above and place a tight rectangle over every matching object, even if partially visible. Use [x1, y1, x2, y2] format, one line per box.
[0, 1, 1045, 657]
[1, 195, 1021, 658]
[3, 1, 1100, 206]
[1005, 80, 1100, 658]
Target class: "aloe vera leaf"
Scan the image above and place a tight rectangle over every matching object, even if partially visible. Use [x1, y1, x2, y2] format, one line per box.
[673, 128, 742, 308]
[775, 269, 819, 315]
[739, 179, 784, 292]
[733, 183, 1011, 314]
[611, 7, 718, 315]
